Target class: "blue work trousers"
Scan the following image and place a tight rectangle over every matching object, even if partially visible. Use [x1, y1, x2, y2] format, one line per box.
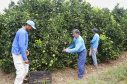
[77, 49, 86, 78]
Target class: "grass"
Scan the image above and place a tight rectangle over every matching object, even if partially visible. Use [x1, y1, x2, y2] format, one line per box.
[67, 79, 86, 84]
[88, 63, 127, 84]
[67, 63, 127, 84]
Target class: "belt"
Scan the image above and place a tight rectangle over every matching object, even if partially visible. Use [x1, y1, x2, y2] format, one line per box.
[79, 49, 85, 53]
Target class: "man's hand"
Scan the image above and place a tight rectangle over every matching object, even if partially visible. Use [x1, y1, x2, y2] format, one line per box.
[66, 48, 69, 50]
[90, 43, 92, 46]
[62, 48, 69, 52]
[62, 49, 66, 52]
[26, 50, 29, 56]
[24, 59, 29, 64]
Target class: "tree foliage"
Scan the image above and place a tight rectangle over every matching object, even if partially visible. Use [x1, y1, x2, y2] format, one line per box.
[0, 0, 127, 72]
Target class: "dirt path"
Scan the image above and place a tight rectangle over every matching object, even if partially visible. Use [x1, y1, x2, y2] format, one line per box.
[0, 51, 127, 84]
[52, 51, 127, 84]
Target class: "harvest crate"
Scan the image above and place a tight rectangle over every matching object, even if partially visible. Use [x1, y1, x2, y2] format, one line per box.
[29, 71, 52, 84]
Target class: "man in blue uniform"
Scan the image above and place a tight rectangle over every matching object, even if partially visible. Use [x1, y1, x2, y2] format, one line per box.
[90, 28, 99, 67]
[11, 20, 36, 84]
[62, 29, 86, 79]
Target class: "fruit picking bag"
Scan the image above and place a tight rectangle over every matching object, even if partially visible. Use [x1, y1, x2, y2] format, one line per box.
[89, 46, 92, 56]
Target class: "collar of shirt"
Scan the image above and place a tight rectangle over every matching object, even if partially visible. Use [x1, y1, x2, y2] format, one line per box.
[73, 35, 81, 41]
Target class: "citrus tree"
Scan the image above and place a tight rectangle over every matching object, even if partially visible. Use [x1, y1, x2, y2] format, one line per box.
[0, 0, 127, 73]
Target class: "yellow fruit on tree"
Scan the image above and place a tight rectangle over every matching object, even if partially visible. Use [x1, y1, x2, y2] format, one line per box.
[49, 64, 52, 66]
[52, 54, 55, 57]
[43, 50, 45, 53]
[50, 60, 53, 64]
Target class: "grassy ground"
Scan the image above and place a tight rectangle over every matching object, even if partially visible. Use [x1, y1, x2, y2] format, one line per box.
[67, 63, 127, 84]
[88, 63, 127, 84]
[66, 51, 127, 84]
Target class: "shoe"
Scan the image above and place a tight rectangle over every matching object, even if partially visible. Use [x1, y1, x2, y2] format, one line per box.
[23, 78, 29, 83]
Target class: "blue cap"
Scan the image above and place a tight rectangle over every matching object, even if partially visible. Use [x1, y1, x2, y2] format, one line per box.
[26, 20, 36, 29]
[92, 28, 98, 33]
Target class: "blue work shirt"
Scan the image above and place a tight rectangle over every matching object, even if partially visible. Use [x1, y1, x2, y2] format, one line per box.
[90, 33, 99, 48]
[11, 27, 28, 60]
[66, 35, 86, 53]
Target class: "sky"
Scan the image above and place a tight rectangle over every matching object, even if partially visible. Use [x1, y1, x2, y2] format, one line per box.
[86, 0, 127, 10]
[0, 0, 127, 13]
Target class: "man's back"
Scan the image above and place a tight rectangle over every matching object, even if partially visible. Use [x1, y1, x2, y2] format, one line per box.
[73, 35, 86, 52]
[11, 27, 28, 55]
[91, 33, 99, 48]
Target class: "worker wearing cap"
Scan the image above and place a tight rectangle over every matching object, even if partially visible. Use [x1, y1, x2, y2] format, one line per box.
[90, 28, 99, 67]
[11, 20, 36, 84]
